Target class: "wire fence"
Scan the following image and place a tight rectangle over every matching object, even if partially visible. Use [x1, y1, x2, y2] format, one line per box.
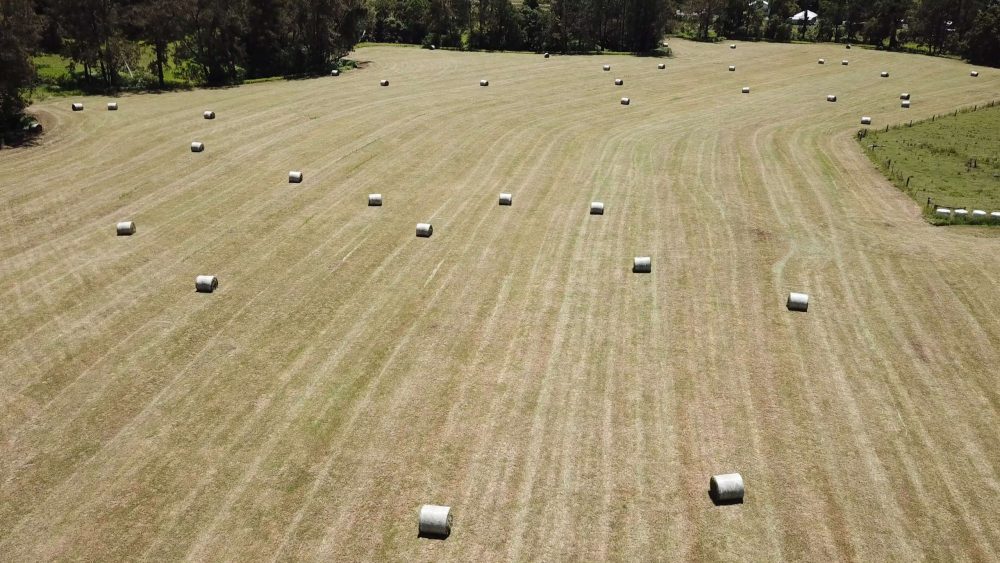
[856, 99, 1000, 221]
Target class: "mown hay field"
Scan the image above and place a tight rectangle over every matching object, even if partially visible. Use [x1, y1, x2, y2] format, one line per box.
[1, 40, 999, 561]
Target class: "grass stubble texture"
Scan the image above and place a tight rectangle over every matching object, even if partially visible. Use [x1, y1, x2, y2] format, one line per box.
[1, 40, 999, 561]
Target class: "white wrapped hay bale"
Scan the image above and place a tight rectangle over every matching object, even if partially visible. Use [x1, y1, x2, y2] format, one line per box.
[590, 201, 604, 215]
[861, 116, 872, 125]
[954, 209, 969, 218]
[195, 275, 218, 293]
[900, 93, 910, 100]
[971, 71, 979, 77]
[880, 71, 889, 77]
[368, 194, 383, 206]
[729, 65, 736, 71]
[380, 79, 389, 86]
[827, 95, 837, 102]
[991, 211, 1000, 220]
[901, 100, 911, 108]
[191, 141, 205, 152]
[972, 209, 987, 219]
[633, 257, 651, 273]
[204, 110, 216, 119]
[603, 64, 611, 71]
[741, 87, 750, 94]
[842, 60, 849, 65]
[846, 44, 852, 49]
[787, 292, 809, 312]
[116, 221, 136, 236]
[730, 44, 736, 49]
[72, 103, 84, 111]
[935, 207, 951, 217]
[710, 473, 744, 502]
[818, 58, 825, 64]
[621, 97, 630, 105]
[544, 52, 550, 58]
[614, 78, 623, 85]
[107, 102, 118, 111]
[499, 192, 512, 205]
[658, 63, 665, 69]
[289, 171, 303, 183]
[480, 79, 489, 86]
[331, 69, 340, 76]
[418, 505, 452, 537]
[416, 223, 433, 237]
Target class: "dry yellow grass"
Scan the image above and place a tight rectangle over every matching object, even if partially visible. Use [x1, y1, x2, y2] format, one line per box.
[1, 40, 999, 561]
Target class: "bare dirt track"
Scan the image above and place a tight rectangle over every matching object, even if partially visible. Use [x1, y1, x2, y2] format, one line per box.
[1, 40, 999, 561]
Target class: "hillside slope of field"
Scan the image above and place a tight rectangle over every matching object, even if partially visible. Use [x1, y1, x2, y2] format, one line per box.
[1, 41, 998, 561]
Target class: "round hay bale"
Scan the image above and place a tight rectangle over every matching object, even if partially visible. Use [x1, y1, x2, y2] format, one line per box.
[107, 102, 118, 111]
[418, 505, 452, 537]
[499, 192, 512, 205]
[846, 43, 852, 49]
[590, 201, 604, 215]
[954, 208, 969, 217]
[633, 256, 651, 273]
[430, 44, 436, 50]
[28, 121, 42, 133]
[380, 79, 389, 86]
[480, 79, 489, 86]
[861, 116, 872, 125]
[544, 52, 550, 58]
[741, 86, 750, 94]
[658, 63, 665, 69]
[787, 292, 809, 312]
[203, 110, 216, 119]
[368, 193, 383, 206]
[191, 141, 205, 152]
[901, 100, 911, 108]
[818, 58, 825, 64]
[603, 64, 611, 71]
[842, 60, 849, 65]
[620, 97, 631, 105]
[972, 209, 987, 219]
[116, 221, 136, 236]
[614, 78, 623, 85]
[880, 71, 889, 77]
[729, 65, 736, 71]
[195, 275, 218, 293]
[900, 93, 910, 100]
[827, 94, 837, 102]
[416, 223, 433, 237]
[289, 171, 303, 183]
[729, 43, 736, 49]
[991, 211, 1000, 221]
[710, 473, 744, 502]
[331, 69, 340, 76]
[971, 71, 979, 77]
[71, 103, 84, 111]
[935, 207, 952, 217]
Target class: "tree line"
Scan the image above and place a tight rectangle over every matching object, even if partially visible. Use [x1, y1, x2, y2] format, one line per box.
[682, 0, 999, 65]
[365, 0, 669, 53]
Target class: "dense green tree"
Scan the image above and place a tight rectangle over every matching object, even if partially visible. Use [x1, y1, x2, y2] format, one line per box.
[175, 0, 248, 85]
[765, 0, 796, 41]
[964, 0, 1000, 65]
[1, 0, 39, 141]
[126, 0, 186, 87]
